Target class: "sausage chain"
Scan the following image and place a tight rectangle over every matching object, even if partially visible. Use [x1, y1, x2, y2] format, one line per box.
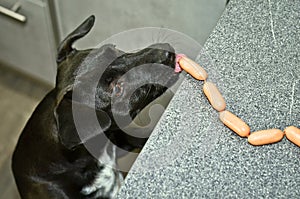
[176, 54, 300, 147]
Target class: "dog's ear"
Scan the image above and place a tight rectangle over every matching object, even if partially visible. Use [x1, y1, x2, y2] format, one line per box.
[55, 94, 111, 150]
[57, 15, 95, 63]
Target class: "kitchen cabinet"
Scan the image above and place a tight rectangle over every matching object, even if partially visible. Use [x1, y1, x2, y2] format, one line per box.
[0, 0, 226, 86]
[53, 0, 226, 49]
[0, 0, 56, 85]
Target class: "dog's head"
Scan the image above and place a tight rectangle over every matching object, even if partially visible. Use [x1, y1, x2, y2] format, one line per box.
[54, 15, 179, 150]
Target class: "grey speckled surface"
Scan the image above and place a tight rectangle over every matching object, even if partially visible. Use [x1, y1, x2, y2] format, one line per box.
[117, 0, 300, 198]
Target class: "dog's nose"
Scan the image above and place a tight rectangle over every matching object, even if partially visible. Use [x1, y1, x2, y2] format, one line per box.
[148, 43, 175, 53]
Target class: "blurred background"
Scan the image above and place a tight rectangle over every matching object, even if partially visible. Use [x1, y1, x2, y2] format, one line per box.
[0, 0, 226, 198]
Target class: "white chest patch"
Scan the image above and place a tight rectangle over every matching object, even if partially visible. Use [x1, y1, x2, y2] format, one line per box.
[81, 165, 123, 198]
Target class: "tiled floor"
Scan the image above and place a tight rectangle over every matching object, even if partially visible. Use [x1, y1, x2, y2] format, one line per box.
[0, 66, 51, 199]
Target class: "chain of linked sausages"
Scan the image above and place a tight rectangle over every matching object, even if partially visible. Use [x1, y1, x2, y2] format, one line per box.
[176, 54, 300, 147]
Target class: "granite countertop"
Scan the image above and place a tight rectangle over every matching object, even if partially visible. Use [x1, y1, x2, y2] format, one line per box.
[117, 0, 300, 198]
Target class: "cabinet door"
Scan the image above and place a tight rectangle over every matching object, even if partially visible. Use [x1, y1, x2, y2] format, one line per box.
[0, 0, 56, 85]
[53, 0, 226, 49]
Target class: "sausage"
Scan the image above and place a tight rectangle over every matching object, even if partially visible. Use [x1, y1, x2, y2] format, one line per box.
[178, 56, 208, 80]
[219, 110, 250, 137]
[284, 126, 300, 147]
[248, 129, 284, 146]
[203, 82, 226, 111]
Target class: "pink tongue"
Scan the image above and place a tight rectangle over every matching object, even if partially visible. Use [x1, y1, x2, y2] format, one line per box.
[175, 54, 186, 73]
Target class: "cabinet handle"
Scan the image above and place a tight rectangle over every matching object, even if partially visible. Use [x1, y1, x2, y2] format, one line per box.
[0, 2, 26, 23]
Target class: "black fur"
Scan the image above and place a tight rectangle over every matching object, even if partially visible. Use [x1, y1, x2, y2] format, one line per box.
[12, 15, 178, 199]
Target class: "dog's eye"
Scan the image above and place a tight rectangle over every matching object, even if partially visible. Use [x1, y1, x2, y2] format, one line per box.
[113, 82, 124, 96]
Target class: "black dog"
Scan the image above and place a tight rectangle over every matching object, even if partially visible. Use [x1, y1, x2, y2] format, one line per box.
[12, 15, 179, 199]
